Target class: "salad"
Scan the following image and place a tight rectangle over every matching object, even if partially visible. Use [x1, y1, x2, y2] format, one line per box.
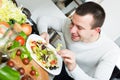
[30, 40, 58, 70]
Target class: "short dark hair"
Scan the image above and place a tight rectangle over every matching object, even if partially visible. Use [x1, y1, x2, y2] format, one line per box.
[75, 2, 105, 28]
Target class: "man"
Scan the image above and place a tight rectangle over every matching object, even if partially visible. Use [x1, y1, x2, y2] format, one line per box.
[37, 2, 120, 80]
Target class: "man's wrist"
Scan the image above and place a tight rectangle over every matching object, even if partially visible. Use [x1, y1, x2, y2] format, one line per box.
[69, 63, 77, 71]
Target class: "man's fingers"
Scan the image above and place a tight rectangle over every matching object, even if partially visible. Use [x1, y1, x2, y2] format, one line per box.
[40, 32, 49, 43]
[58, 49, 76, 71]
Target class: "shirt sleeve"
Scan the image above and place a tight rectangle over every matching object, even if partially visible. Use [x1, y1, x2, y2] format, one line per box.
[68, 48, 120, 80]
[36, 16, 67, 34]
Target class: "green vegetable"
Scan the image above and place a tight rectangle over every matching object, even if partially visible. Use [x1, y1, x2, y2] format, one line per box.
[20, 52, 29, 59]
[8, 19, 16, 25]
[31, 66, 39, 76]
[10, 50, 17, 58]
[18, 31, 27, 40]
[0, 65, 20, 80]
[8, 41, 21, 58]
[20, 46, 32, 60]
[9, 41, 21, 49]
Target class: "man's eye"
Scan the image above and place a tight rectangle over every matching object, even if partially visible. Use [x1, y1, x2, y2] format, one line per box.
[78, 27, 82, 30]
[78, 26, 83, 30]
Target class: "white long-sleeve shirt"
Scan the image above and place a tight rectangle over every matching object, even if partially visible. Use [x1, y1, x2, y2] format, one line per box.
[37, 16, 120, 80]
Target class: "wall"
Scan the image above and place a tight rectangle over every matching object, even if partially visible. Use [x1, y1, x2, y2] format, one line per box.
[100, 0, 120, 68]
[100, 0, 120, 41]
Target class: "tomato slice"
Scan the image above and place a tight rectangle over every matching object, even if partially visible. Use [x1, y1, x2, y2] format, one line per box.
[15, 36, 25, 46]
[50, 60, 57, 65]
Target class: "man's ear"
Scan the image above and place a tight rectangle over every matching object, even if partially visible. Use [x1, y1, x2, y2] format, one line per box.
[95, 27, 101, 33]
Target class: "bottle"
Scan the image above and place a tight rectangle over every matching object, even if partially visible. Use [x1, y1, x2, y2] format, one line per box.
[0, 52, 10, 64]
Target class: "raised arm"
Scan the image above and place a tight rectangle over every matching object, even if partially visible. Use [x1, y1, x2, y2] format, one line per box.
[36, 16, 67, 34]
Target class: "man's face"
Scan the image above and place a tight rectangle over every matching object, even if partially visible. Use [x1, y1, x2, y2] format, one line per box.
[69, 13, 98, 42]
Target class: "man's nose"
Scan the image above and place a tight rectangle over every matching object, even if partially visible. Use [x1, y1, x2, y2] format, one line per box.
[70, 26, 77, 33]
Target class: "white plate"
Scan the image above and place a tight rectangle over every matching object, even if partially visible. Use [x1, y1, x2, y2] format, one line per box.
[26, 34, 62, 75]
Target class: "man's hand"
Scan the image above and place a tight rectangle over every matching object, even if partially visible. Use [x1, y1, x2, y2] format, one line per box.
[40, 32, 49, 43]
[58, 49, 76, 71]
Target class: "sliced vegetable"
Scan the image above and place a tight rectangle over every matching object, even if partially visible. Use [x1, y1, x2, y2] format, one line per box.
[50, 60, 57, 65]
[56, 43, 62, 51]
[18, 31, 27, 40]
[9, 41, 21, 50]
[0, 65, 20, 80]
[21, 46, 32, 60]
[30, 40, 58, 70]
[15, 36, 25, 46]
[20, 52, 29, 59]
